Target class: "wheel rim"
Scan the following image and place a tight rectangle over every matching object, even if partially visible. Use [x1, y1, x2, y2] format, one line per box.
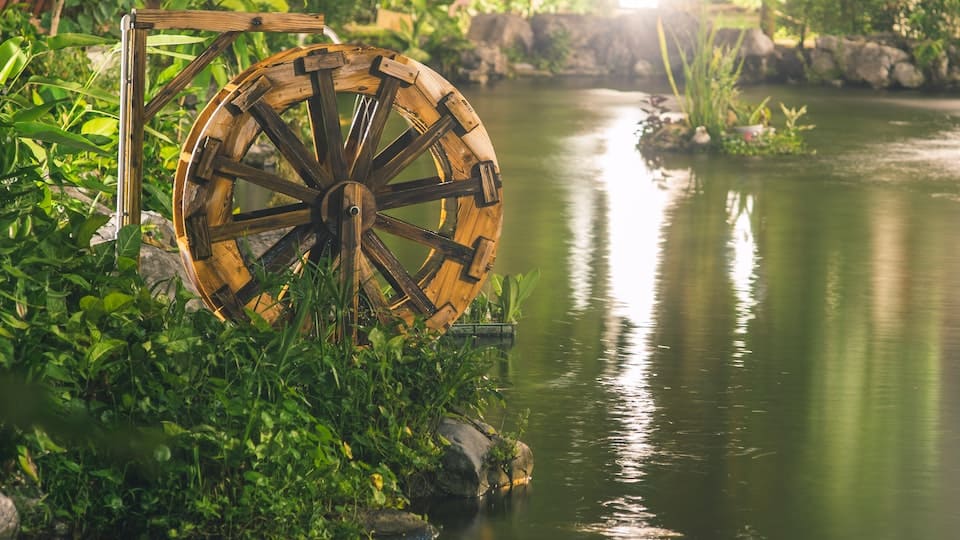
[172, 45, 503, 336]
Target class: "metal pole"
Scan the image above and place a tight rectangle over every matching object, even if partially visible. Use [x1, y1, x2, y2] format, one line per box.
[116, 13, 133, 233]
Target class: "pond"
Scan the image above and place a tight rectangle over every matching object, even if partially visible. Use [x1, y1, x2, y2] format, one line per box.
[423, 79, 960, 539]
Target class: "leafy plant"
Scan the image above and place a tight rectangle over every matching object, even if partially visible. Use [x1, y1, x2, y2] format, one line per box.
[732, 96, 771, 126]
[720, 102, 815, 156]
[465, 270, 540, 324]
[658, 16, 746, 139]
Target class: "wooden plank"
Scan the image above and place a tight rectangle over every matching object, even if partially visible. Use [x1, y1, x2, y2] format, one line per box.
[209, 207, 313, 242]
[211, 285, 245, 320]
[427, 303, 457, 330]
[339, 183, 364, 341]
[132, 9, 325, 32]
[193, 137, 222, 182]
[349, 77, 400, 182]
[248, 100, 334, 189]
[378, 175, 497, 210]
[362, 230, 435, 315]
[118, 26, 148, 228]
[373, 56, 418, 85]
[368, 114, 455, 190]
[466, 237, 495, 281]
[299, 50, 346, 72]
[309, 67, 348, 181]
[439, 93, 479, 133]
[477, 161, 501, 206]
[374, 214, 473, 265]
[214, 156, 322, 203]
[185, 212, 213, 260]
[372, 127, 416, 171]
[145, 31, 239, 121]
[229, 75, 273, 113]
[358, 255, 392, 325]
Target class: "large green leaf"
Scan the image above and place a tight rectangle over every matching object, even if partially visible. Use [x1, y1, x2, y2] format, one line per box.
[0, 37, 27, 86]
[116, 223, 141, 267]
[14, 121, 110, 156]
[146, 34, 209, 47]
[29, 77, 120, 105]
[46, 33, 115, 50]
[81, 117, 119, 138]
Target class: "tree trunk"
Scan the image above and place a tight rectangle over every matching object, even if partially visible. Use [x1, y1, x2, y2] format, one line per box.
[760, 0, 777, 38]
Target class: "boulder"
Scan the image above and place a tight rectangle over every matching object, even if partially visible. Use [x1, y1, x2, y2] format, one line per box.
[892, 61, 925, 88]
[0, 493, 18, 540]
[808, 48, 840, 81]
[436, 417, 533, 498]
[845, 41, 909, 88]
[459, 43, 509, 84]
[359, 509, 437, 539]
[467, 13, 533, 55]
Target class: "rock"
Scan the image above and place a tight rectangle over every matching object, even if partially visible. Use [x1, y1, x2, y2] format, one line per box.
[808, 48, 840, 81]
[816, 35, 843, 53]
[845, 41, 909, 88]
[458, 43, 509, 84]
[0, 493, 19, 540]
[467, 13, 533, 55]
[892, 61, 925, 88]
[436, 417, 533, 498]
[633, 59, 655, 78]
[360, 509, 437, 539]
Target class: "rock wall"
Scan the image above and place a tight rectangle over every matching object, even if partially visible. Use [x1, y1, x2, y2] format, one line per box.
[460, 12, 957, 91]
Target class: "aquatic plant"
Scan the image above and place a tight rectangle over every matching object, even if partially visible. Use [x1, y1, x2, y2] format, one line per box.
[657, 15, 745, 139]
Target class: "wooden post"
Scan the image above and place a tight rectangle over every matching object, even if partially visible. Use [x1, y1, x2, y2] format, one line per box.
[116, 13, 147, 231]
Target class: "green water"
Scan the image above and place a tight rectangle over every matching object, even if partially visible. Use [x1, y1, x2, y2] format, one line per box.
[427, 79, 960, 540]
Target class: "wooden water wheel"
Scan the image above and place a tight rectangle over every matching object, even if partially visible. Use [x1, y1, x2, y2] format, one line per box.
[170, 44, 503, 337]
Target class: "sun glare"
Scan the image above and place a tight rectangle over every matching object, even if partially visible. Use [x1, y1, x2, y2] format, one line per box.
[618, 0, 659, 9]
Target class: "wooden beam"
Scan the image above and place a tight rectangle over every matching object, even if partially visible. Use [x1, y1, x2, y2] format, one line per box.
[144, 31, 240, 121]
[118, 23, 147, 228]
[131, 9, 325, 32]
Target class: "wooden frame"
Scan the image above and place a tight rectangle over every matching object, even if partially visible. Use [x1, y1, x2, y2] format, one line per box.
[116, 9, 326, 229]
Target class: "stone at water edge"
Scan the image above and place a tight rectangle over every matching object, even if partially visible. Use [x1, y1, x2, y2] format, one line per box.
[0, 493, 19, 540]
[436, 417, 534, 498]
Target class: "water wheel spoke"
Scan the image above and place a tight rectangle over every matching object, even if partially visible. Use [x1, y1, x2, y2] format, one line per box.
[358, 255, 392, 325]
[248, 100, 334, 189]
[372, 127, 416, 172]
[362, 230, 435, 315]
[215, 156, 322, 203]
[235, 225, 321, 305]
[307, 68, 348, 181]
[209, 204, 313, 242]
[368, 115, 455, 190]
[378, 175, 484, 210]
[374, 213, 473, 265]
[349, 77, 400, 183]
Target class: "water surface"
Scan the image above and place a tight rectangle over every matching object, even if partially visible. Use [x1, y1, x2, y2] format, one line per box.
[425, 79, 960, 540]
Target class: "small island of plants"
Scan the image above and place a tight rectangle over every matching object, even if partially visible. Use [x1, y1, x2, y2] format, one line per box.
[638, 17, 815, 158]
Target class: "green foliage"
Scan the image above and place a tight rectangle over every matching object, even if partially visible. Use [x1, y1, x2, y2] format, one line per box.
[464, 270, 540, 324]
[732, 96, 771, 126]
[912, 38, 946, 71]
[720, 102, 815, 156]
[533, 27, 571, 73]
[779, 0, 894, 38]
[0, 176, 500, 537]
[658, 16, 745, 140]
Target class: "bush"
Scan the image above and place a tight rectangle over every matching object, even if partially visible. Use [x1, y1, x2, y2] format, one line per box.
[0, 175, 499, 538]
